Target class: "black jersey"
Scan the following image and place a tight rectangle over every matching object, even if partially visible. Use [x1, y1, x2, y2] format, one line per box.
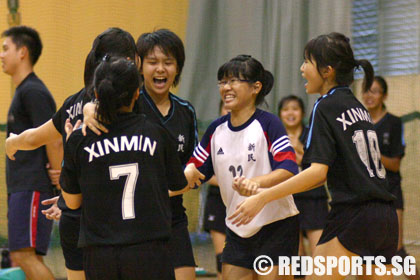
[294, 126, 328, 199]
[6, 73, 56, 194]
[61, 113, 187, 247]
[52, 88, 89, 216]
[302, 86, 394, 205]
[373, 113, 405, 189]
[133, 87, 198, 220]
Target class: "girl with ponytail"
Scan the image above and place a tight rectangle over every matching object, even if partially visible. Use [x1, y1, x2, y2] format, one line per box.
[61, 57, 203, 280]
[230, 33, 398, 279]
[188, 55, 300, 279]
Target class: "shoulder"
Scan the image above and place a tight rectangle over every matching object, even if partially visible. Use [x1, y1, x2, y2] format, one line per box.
[170, 93, 196, 115]
[66, 128, 85, 149]
[62, 88, 86, 108]
[254, 109, 284, 130]
[385, 112, 402, 124]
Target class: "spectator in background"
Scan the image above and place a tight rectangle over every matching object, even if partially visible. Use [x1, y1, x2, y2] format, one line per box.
[0, 26, 61, 280]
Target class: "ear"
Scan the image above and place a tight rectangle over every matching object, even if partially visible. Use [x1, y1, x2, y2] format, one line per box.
[134, 88, 140, 100]
[253, 81, 262, 95]
[135, 55, 141, 71]
[321, 66, 335, 79]
[18, 46, 28, 61]
[94, 90, 99, 100]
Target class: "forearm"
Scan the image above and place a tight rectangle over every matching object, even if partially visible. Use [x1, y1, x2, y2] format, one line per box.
[46, 139, 64, 189]
[61, 190, 82, 209]
[381, 155, 400, 172]
[259, 163, 328, 204]
[207, 175, 218, 186]
[10, 120, 61, 150]
[252, 169, 294, 188]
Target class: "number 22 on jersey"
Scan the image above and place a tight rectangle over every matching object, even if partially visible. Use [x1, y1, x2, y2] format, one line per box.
[109, 163, 139, 220]
[352, 130, 386, 179]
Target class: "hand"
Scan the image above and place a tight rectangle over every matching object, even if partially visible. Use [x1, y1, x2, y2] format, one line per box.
[46, 163, 61, 185]
[41, 196, 62, 221]
[5, 133, 18, 160]
[82, 102, 108, 136]
[228, 193, 267, 226]
[184, 163, 205, 189]
[64, 119, 82, 141]
[232, 176, 260, 196]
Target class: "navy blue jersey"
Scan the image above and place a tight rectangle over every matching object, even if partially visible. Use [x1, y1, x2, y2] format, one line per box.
[52, 88, 89, 216]
[6, 73, 56, 194]
[61, 113, 187, 247]
[373, 112, 405, 190]
[133, 87, 198, 220]
[294, 126, 328, 199]
[302, 86, 394, 205]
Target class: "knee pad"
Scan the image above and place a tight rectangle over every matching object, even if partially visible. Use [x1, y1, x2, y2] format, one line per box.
[396, 247, 408, 258]
[216, 253, 222, 273]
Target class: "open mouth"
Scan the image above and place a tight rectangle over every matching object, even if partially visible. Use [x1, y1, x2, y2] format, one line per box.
[153, 77, 167, 85]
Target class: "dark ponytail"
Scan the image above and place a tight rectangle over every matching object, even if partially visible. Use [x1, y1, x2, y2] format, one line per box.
[94, 57, 139, 124]
[217, 54, 274, 106]
[304, 32, 374, 93]
[84, 27, 137, 99]
[356, 59, 374, 93]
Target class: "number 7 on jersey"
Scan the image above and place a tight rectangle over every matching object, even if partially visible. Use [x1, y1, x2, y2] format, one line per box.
[109, 163, 139, 220]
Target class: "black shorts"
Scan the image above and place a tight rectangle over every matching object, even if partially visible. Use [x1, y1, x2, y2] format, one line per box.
[8, 191, 54, 255]
[389, 185, 403, 210]
[318, 200, 398, 264]
[222, 215, 299, 270]
[168, 219, 196, 268]
[83, 241, 174, 280]
[294, 197, 329, 231]
[59, 213, 83, 270]
[203, 190, 226, 234]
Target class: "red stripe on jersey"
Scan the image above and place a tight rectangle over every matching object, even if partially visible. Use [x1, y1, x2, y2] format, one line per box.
[30, 191, 40, 248]
[264, 131, 272, 150]
[274, 151, 296, 163]
[188, 134, 213, 168]
[188, 157, 204, 168]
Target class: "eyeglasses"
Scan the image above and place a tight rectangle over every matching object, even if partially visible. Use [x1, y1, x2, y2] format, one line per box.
[217, 78, 250, 88]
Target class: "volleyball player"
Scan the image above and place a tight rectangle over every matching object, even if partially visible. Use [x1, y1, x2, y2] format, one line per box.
[5, 27, 138, 280]
[202, 100, 228, 280]
[230, 33, 398, 280]
[278, 95, 328, 258]
[61, 57, 201, 280]
[83, 29, 199, 280]
[188, 55, 300, 280]
[362, 76, 419, 280]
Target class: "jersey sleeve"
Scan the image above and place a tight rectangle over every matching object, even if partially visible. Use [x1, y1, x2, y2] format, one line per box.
[185, 102, 199, 164]
[52, 101, 67, 135]
[60, 132, 81, 194]
[263, 115, 298, 175]
[303, 104, 336, 167]
[22, 88, 56, 127]
[162, 127, 188, 191]
[388, 117, 405, 158]
[187, 121, 217, 182]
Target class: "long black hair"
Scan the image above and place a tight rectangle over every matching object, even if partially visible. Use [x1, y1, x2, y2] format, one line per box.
[94, 57, 139, 124]
[84, 28, 137, 98]
[304, 32, 374, 93]
[217, 55, 274, 106]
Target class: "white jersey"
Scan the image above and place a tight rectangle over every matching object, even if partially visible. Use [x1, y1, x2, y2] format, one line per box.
[190, 109, 299, 237]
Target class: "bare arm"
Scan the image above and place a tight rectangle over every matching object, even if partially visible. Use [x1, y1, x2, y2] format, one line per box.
[45, 139, 63, 189]
[207, 175, 218, 186]
[233, 168, 294, 197]
[5, 120, 61, 160]
[61, 189, 82, 210]
[229, 163, 328, 226]
[381, 155, 401, 173]
[169, 163, 205, 197]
